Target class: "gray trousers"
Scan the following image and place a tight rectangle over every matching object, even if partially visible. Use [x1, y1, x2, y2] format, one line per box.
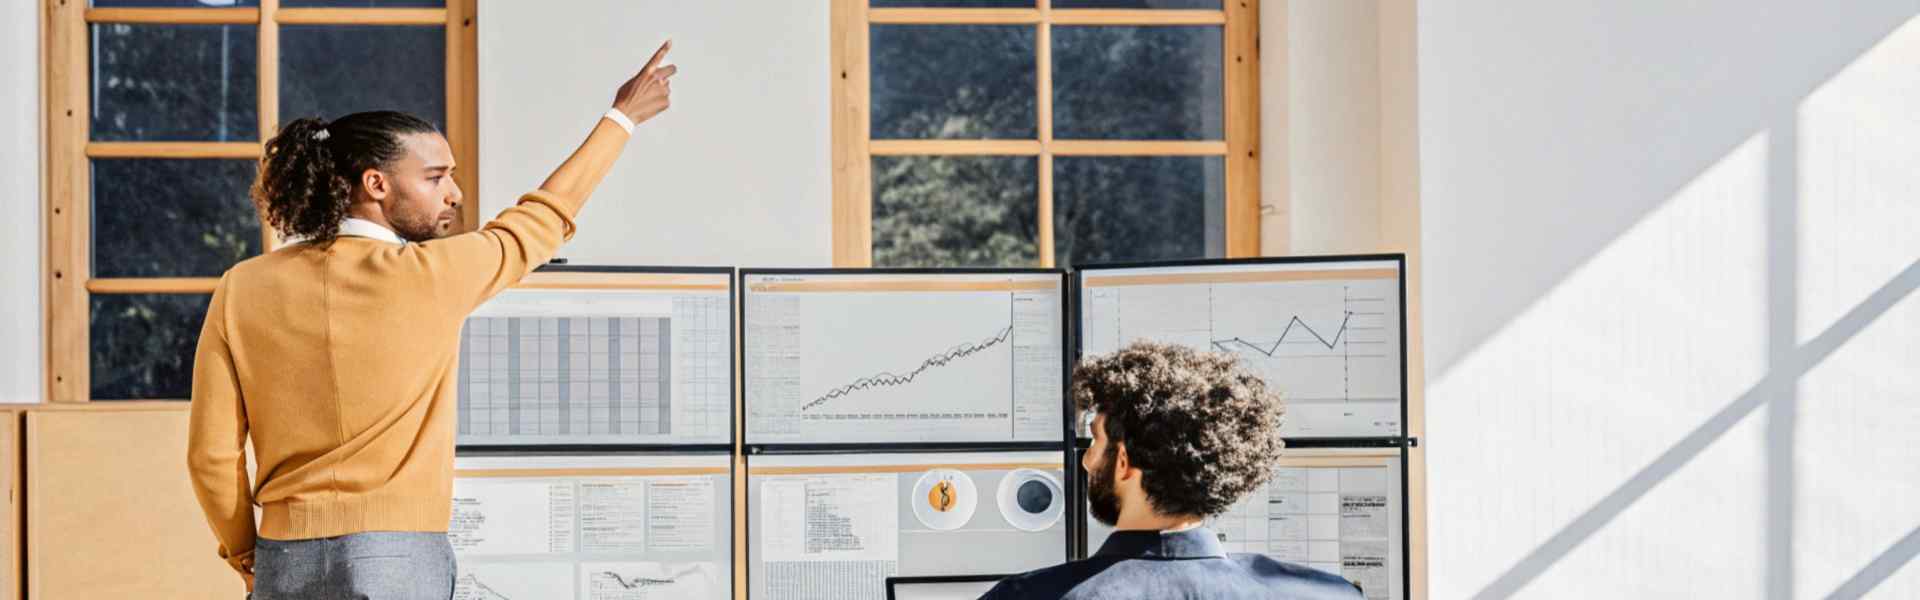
[252, 532, 456, 600]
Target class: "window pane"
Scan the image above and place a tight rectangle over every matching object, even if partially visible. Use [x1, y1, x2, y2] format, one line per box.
[283, 0, 443, 6]
[1052, 0, 1221, 8]
[92, 159, 261, 278]
[871, 0, 1031, 6]
[1053, 26, 1223, 140]
[871, 25, 1035, 139]
[873, 156, 1038, 267]
[91, 293, 212, 400]
[281, 25, 445, 126]
[93, 0, 259, 6]
[1053, 156, 1224, 267]
[90, 24, 258, 142]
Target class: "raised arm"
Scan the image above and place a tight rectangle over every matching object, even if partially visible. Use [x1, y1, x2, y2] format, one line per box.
[423, 40, 678, 308]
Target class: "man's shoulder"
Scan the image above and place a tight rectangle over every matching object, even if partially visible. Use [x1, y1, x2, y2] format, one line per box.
[1228, 553, 1366, 598]
[984, 554, 1363, 600]
[979, 557, 1122, 599]
[225, 244, 307, 277]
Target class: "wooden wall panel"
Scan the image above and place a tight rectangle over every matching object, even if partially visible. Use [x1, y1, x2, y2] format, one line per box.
[27, 405, 243, 598]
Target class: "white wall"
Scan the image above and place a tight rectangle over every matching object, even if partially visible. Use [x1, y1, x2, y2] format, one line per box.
[476, 0, 832, 268]
[1421, 1, 1920, 597]
[2, 0, 42, 404]
[1277, 0, 1383, 255]
[1262, 0, 1420, 259]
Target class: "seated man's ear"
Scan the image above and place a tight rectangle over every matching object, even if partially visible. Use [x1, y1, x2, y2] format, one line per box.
[1114, 442, 1137, 482]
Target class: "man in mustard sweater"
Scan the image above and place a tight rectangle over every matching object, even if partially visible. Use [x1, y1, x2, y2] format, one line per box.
[186, 40, 677, 600]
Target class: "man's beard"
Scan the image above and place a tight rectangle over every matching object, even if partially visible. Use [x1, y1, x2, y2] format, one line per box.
[1087, 448, 1122, 526]
[391, 205, 453, 242]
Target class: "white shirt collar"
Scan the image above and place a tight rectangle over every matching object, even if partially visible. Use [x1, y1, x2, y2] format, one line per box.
[284, 217, 407, 246]
[337, 217, 406, 244]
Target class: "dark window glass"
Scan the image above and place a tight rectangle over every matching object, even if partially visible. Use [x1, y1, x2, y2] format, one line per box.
[1052, 0, 1221, 8]
[90, 23, 258, 141]
[871, 25, 1035, 139]
[91, 293, 212, 400]
[91, 159, 261, 278]
[873, 156, 1038, 267]
[281, 25, 445, 127]
[1053, 26, 1223, 139]
[282, 0, 443, 6]
[93, 0, 260, 6]
[1053, 156, 1224, 267]
[871, 0, 1032, 6]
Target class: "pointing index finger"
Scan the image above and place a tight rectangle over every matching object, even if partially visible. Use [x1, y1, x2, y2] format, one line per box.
[641, 39, 673, 76]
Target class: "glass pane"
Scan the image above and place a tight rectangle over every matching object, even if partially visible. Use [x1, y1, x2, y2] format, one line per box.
[281, 25, 445, 127]
[93, 0, 259, 6]
[1053, 156, 1225, 267]
[873, 156, 1038, 267]
[871, 0, 1031, 6]
[1053, 26, 1223, 140]
[871, 25, 1035, 139]
[1052, 0, 1221, 8]
[90, 24, 258, 142]
[283, 0, 443, 6]
[91, 293, 212, 400]
[91, 159, 261, 278]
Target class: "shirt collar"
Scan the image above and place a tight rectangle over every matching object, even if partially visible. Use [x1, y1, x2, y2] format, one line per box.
[337, 217, 406, 244]
[1093, 527, 1227, 560]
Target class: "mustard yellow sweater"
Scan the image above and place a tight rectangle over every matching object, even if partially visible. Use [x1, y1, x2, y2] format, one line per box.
[187, 120, 631, 576]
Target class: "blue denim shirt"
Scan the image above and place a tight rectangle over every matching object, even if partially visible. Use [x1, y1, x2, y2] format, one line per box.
[981, 527, 1365, 600]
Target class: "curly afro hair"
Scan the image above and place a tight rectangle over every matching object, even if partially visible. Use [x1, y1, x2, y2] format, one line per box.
[1075, 340, 1287, 518]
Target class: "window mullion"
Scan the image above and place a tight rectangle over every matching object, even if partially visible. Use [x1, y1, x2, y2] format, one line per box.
[48, 0, 92, 402]
[1037, 0, 1055, 269]
[259, 0, 282, 253]
[1224, 0, 1261, 256]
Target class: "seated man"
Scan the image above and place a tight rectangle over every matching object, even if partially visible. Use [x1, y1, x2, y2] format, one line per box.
[982, 341, 1363, 600]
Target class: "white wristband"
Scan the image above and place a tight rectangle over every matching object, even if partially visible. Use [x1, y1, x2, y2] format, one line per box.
[602, 108, 636, 134]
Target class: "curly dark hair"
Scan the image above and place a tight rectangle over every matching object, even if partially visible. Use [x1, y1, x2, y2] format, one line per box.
[1075, 340, 1287, 518]
[252, 111, 439, 243]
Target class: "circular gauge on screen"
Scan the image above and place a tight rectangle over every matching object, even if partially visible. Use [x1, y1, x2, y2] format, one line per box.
[911, 468, 978, 531]
[998, 468, 1064, 532]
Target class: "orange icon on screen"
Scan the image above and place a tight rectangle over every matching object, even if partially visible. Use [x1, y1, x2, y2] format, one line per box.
[928, 480, 957, 512]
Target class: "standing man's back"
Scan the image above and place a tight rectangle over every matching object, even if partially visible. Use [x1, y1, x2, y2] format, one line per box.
[187, 41, 678, 599]
[982, 342, 1365, 600]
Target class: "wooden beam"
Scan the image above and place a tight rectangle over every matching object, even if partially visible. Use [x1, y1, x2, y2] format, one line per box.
[85, 279, 220, 295]
[84, 8, 258, 25]
[1223, 0, 1261, 257]
[446, 0, 481, 234]
[831, 0, 874, 267]
[1049, 139, 1229, 156]
[84, 142, 260, 159]
[868, 139, 1042, 156]
[868, 8, 1040, 25]
[1037, 0, 1054, 268]
[47, 0, 91, 403]
[867, 7, 1224, 25]
[258, 0, 282, 254]
[275, 8, 446, 26]
[1050, 9, 1226, 26]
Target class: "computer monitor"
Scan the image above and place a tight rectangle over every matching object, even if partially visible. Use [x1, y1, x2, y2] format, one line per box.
[456, 266, 735, 448]
[1075, 256, 1407, 442]
[740, 269, 1068, 449]
[885, 574, 1008, 600]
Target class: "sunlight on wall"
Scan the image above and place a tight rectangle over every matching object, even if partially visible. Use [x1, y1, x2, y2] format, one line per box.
[1793, 13, 1920, 599]
[1428, 132, 1772, 597]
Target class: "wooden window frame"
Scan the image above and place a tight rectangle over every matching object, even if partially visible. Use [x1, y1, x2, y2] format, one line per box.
[41, 0, 481, 403]
[830, 0, 1262, 267]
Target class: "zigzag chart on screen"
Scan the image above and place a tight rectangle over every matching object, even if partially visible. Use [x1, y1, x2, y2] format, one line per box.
[1082, 266, 1402, 437]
